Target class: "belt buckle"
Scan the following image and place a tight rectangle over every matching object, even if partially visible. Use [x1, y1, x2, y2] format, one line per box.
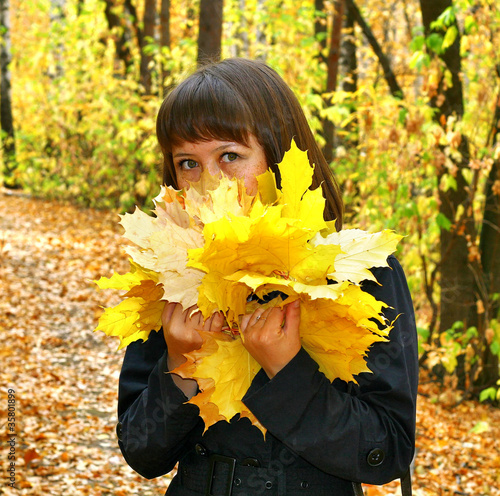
[206, 453, 237, 496]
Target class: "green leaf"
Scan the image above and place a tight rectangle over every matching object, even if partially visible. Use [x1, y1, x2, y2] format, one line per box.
[440, 174, 457, 192]
[436, 212, 452, 231]
[410, 35, 425, 52]
[491, 340, 500, 356]
[464, 15, 477, 34]
[470, 421, 489, 433]
[316, 31, 327, 42]
[417, 327, 429, 354]
[431, 6, 456, 30]
[426, 33, 444, 54]
[466, 326, 478, 339]
[479, 388, 494, 403]
[409, 51, 430, 71]
[481, 387, 498, 402]
[440, 7, 456, 27]
[417, 327, 430, 341]
[430, 19, 444, 31]
[398, 108, 409, 126]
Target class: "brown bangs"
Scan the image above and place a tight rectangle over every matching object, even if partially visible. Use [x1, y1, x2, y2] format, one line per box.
[157, 74, 254, 153]
[156, 58, 343, 228]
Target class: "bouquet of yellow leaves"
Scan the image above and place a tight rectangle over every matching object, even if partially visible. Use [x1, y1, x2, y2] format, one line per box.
[95, 141, 402, 433]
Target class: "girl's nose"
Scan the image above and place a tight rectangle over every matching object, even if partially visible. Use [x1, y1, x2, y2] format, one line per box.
[206, 161, 221, 177]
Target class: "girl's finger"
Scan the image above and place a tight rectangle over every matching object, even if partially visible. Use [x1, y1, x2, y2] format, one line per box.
[184, 305, 199, 322]
[240, 313, 251, 332]
[265, 306, 285, 329]
[283, 300, 301, 333]
[210, 312, 224, 331]
[162, 302, 178, 323]
[251, 308, 266, 325]
[204, 312, 224, 332]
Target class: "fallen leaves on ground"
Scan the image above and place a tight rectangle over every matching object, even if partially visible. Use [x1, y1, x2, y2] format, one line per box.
[0, 190, 169, 495]
[1, 189, 499, 495]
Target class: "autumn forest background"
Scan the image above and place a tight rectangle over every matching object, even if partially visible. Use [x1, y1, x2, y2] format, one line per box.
[1, 0, 500, 494]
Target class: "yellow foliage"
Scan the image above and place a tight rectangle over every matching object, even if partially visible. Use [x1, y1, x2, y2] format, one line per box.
[95, 140, 401, 433]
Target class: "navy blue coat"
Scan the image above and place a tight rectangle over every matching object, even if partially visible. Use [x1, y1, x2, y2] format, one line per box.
[116, 256, 418, 495]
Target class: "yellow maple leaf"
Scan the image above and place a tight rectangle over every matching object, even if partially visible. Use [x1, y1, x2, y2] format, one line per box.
[119, 187, 206, 310]
[95, 139, 402, 434]
[95, 262, 164, 349]
[311, 228, 403, 283]
[299, 294, 390, 382]
[173, 330, 265, 432]
[95, 295, 164, 349]
[94, 260, 158, 291]
[171, 288, 391, 433]
[256, 169, 280, 206]
[278, 140, 327, 232]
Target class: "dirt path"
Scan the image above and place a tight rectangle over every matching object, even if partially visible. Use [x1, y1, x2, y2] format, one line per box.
[1, 189, 499, 496]
[0, 190, 169, 495]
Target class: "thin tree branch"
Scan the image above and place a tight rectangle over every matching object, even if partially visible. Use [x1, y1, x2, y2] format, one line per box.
[345, 0, 403, 99]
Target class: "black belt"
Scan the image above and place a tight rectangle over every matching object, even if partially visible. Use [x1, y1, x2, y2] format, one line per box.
[177, 448, 352, 496]
[179, 452, 276, 496]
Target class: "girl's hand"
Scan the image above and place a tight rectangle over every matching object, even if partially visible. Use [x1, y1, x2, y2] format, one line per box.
[162, 302, 223, 398]
[240, 300, 301, 379]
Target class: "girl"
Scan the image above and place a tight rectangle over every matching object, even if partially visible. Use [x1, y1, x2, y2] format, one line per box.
[116, 58, 418, 496]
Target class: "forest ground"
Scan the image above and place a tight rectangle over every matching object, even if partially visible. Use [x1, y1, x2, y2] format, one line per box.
[0, 189, 499, 496]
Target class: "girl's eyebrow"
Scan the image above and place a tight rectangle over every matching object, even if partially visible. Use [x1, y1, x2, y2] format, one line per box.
[173, 142, 242, 159]
[173, 151, 195, 158]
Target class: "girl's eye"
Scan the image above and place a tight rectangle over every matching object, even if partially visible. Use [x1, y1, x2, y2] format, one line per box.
[221, 152, 239, 163]
[180, 159, 199, 170]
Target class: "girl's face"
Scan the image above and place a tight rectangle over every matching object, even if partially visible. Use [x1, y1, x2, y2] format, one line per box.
[172, 134, 268, 195]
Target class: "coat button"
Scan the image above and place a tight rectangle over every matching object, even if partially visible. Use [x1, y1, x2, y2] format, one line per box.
[300, 481, 309, 489]
[116, 422, 122, 441]
[367, 448, 385, 466]
[242, 457, 260, 467]
[234, 478, 242, 487]
[265, 481, 273, 489]
[195, 443, 207, 456]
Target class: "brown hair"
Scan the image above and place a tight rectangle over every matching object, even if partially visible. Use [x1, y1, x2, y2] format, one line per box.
[156, 58, 343, 228]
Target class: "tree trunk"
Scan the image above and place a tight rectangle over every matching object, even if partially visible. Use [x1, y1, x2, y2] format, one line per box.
[346, 0, 403, 99]
[315, 0, 327, 64]
[340, 4, 358, 145]
[341, 6, 357, 94]
[420, 0, 477, 334]
[255, 0, 266, 59]
[326, 0, 344, 94]
[124, 0, 142, 48]
[160, 0, 171, 49]
[140, 0, 156, 94]
[322, 0, 345, 164]
[475, 85, 500, 389]
[0, 0, 16, 187]
[103, 0, 134, 72]
[184, 0, 196, 39]
[76, 0, 84, 16]
[49, 0, 66, 79]
[160, 0, 171, 95]
[419, 0, 484, 393]
[481, 86, 500, 304]
[228, 0, 248, 58]
[197, 0, 223, 64]
[477, 160, 500, 387]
